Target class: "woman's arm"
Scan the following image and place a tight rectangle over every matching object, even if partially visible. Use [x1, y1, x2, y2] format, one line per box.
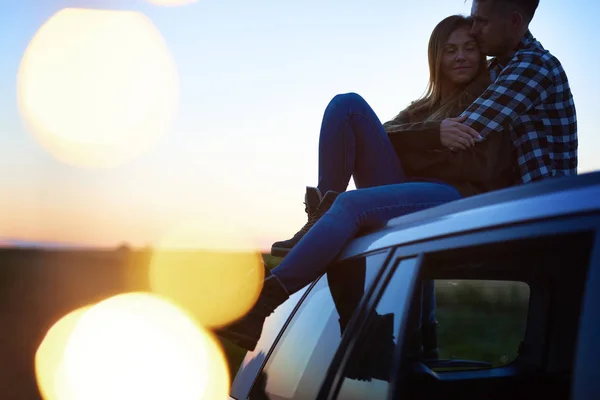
[383, 110, 443, 151]
[402, 129, 512, 183]
[384, 77, 489, 153]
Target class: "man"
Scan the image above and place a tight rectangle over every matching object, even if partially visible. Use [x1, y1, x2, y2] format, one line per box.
[448, 0, 578, 183]
[415, 0, 578, 369]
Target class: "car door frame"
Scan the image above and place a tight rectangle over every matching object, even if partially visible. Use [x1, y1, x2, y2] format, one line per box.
[571, 222, 600, 400]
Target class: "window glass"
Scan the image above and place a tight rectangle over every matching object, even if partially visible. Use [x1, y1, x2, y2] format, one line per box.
[336, 257, 421, 400]
[435, 279, 530, 368]
[250, 251, 389, 400]
[335, 270, 530, 399]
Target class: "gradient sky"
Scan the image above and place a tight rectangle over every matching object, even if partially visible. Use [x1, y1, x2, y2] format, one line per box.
[0, 0, 598, 250]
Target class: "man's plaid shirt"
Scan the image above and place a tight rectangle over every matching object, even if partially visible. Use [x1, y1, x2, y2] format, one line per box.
[461, 31, 577, 183]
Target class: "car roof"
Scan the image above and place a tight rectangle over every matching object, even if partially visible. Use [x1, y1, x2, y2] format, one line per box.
[339, 171, 600, 260]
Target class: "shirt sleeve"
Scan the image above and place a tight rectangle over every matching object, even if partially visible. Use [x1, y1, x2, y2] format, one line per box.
[383, 110, 443, 151]
[461, 52, 553, 139]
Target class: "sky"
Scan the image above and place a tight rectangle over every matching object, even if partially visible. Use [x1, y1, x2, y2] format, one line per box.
[0, 0, 598, 250]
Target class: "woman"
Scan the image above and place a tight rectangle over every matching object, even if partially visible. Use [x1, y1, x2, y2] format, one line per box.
[217, 15, 514, 352]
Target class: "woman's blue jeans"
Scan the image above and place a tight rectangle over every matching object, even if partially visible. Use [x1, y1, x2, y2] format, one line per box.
[271, 93, 461, 326]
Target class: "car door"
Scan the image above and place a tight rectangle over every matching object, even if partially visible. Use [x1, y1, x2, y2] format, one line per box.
[318, 213, 598, 400]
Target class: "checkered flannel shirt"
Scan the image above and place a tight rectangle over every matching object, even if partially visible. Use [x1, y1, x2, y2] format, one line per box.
[461, 31, 578, 183]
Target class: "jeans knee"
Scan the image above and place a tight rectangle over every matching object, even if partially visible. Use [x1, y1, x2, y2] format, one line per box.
[333, 190, 351, 207]
[331, 190, 359, 215]
[330, 92, 366, 109]
[438, 185, 462, 202]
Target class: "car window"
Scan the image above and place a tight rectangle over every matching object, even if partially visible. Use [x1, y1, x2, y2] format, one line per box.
[334, 264, 530, 399]
[395, 232, 593, 400]
[435, 279, 530, 368]
[249, 251, 390, 400]
[336, 257, 422, 400]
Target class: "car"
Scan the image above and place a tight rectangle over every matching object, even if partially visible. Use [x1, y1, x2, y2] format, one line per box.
[229, 171, 600, 400]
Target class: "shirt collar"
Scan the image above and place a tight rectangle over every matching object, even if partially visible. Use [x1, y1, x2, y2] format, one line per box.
[515, 30, 536, 52]
[488, 30, 536, 71]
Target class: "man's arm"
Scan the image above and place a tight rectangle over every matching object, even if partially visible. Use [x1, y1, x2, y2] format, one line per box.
[460, 52, 553, 139]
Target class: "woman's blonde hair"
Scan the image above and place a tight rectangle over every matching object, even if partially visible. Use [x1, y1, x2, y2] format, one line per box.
[402, 15, 490, 121]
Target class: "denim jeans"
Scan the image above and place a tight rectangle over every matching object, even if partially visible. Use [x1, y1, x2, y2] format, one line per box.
[271, 93, 461, 325]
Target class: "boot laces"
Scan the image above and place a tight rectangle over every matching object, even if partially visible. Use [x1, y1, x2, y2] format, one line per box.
[299, 201, 320, 234]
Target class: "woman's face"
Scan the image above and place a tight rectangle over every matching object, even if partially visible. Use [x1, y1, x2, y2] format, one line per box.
[441, 26, 481, 86]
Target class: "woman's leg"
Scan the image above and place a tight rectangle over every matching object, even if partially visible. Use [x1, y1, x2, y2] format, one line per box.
[218, 182, 460, 351]
[272, 92, 406, 256]
[316, 92, 407, 193]
[272, 182, 461, 294]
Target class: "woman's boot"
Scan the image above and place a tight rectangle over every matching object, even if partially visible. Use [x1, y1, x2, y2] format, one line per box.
[215, 265, 289, 351]
[271, 186, 339, 257]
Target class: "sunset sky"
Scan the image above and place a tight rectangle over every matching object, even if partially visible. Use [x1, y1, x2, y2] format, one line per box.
[0, 0, 598, 250]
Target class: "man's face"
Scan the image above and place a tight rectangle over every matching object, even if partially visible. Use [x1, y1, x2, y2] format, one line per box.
[470, 0, 512, 56]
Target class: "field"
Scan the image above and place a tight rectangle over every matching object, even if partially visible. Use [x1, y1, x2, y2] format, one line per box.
[0, 249, 528, 399]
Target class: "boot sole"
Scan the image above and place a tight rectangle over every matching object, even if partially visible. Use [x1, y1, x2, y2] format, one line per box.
[270, 246, 291, 258]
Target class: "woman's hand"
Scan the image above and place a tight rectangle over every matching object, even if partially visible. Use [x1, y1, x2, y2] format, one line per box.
[440, 115, 482, 150]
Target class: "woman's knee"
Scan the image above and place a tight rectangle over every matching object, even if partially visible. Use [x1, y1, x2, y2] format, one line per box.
[330, 190, 363, 215]
[329, 92, 366, 109]
[437, 185, 462, 202]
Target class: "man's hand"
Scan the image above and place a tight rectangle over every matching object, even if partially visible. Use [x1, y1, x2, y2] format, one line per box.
[440, 115, 482, 150]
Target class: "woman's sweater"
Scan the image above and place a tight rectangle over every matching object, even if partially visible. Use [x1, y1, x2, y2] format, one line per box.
[382, 80, 516, 197]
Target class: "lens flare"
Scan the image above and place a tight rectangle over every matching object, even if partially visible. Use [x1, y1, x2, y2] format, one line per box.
[17, 8, 179, 168]
[145, 0, 199, 6]
[35, 307, 90, 400]
[62, 293, 229, 400]
[149, 218, 264, 328]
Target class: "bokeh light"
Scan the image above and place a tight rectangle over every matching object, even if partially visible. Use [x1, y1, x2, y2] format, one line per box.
[17, 8, 179, 168]
[35, 307, 90, 400]
[148, 218, 265, 329]
[145, 0, 199, 6]
[62, 292, 229, 400]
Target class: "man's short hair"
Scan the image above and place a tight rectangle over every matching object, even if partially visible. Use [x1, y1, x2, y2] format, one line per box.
[475, 0, 540, 22]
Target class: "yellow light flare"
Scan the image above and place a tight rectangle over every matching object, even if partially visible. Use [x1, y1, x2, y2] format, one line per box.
[17, 8, 179, 169]
[145, 0, 199, 6]
[35, 307, 90, 400]
[149, 218, 265, 329]
[62, 293, 229, 400]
